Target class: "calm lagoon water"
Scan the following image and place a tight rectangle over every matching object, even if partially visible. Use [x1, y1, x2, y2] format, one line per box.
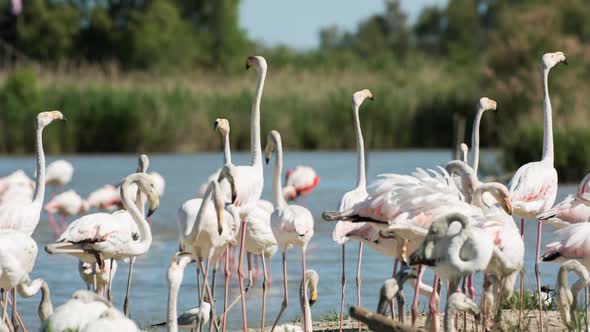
[0, 151, 575, 330]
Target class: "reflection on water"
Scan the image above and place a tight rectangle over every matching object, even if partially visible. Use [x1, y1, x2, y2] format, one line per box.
[0, 151, 574, 330]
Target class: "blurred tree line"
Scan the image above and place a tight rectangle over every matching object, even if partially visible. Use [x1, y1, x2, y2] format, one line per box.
[0, 0, 248, 69]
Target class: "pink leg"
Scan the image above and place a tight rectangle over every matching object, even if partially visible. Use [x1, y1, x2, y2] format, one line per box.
[467, 275, 475, 299]
[339, 244, 346, 332]
[222, 247, 231, 332]
[411, 265, 424, 326]
[271, 250, 288, 332]
[535, 221, 545, 332]
[237, 220, 248, 332]
[356, 242, 363, 332]
[247, 252, 253, 287]
[429, 275, 440, 332]
[519, 218, 525, 326]
[301, 247, 309, 332]
[261, 253, 269, 332]
[47, 213, 61, 238]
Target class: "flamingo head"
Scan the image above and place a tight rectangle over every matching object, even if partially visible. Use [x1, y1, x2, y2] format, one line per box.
[352, 89, 374, 108]
[214, 118, 230, 136]
[132, 174, 159, 217]
[246, 55, 267, 72]
[264, 130, 282, 164]
[136, 154, 149, 173]
[542, 52, 567, 69]
[478, 97, 497, 112]
[218, 165, 238, 204]
[37, 110, 65, 128]
[305, 270, 320, 306]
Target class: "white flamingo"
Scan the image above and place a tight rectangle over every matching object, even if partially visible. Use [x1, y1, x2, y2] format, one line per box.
[459, 143, 468, 163]
[86, 184, 120, 211]
[330, 88, 373, 331]
[80, 307, 140, 332]
[0, 170, 34, 205]
[78, 260, 117, 297]
[468, 97, 497, 174]
[283, 166, 320, 202]
[265, 130, 315, 332]
[0, 230, 50, 330]
[555, 259, 590, 331]
[44, 189, 89, 236]
[163, 253, 211, 332]
[508, 52, 566, 329]
[177, 168, 238, 332]
[537, 172, 590, 228]
[45, 159, 74, 193]
[226, 55, 267, 332]
[40, 290, 113, 331]
[45, 172, 159, 305]
[444, 293, 481, 332]
[0, 111, 65, 235]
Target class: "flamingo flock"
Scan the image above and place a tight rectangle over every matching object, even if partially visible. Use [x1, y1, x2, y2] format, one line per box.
[0, 52, 587, 332]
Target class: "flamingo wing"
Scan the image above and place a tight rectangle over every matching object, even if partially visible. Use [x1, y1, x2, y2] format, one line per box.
[509, 161, 558, 217]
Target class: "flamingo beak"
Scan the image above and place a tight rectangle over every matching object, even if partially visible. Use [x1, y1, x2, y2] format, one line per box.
[309, 289, 318, 306]
[217, 205, 224, 236]
[147, 191, 159, 217]
[502, 198, 513, 215]
[562, 59, 568, 65]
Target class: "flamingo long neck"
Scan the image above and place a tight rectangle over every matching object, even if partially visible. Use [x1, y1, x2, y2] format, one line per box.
[120, 175, 151, 256]
[353, 102, 366, 189]
[470, 106, 485, 173]
[446, 216, 478, 274]
[189, 182, 216, 239]
[472, 183, 504, 208]
[300, 278, 312, 332]
[17, 279, 53, 320]
[251, 67, 266, 169]
[444, 303, 459, 332]
[32, 125, 46, 206]
[167, 257, 191, 332]
[223, 132, 232, 165]
[541, 67, 554, 163]
[272, 139, 287, 209]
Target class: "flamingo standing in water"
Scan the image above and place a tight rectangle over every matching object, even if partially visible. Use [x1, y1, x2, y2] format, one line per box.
[330, 89, 373, 331]
[283, 166, 320, 203]
[0, 111, 65, 235]
[44, 189, 89, 236]
[86, 184, 120, 211]
[264, 131, 314, 331]
[45, 159, 74, 195]
[509, 52, 566, 330]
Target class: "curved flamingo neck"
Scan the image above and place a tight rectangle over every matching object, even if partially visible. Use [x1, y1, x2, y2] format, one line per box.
[470, 106, 485, 173]
[300, 278, 312, 331]
[445, 215, 477, 274]
[120, 175, 151, 256]
[472, 183, 506, 208]
[353, 102, 366, 189]
[32, 125, 46, 206]
[189, 181, 217, 239]
[223, 132, 232, 165]
[272, 138, 288, 209]
[541, 67, 554, 164]
[251, 67, 266, 169]
[167, 256, 192, 332]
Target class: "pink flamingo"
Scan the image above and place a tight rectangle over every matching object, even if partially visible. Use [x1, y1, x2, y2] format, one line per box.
[537, 172, 590, 228]
[330, 89, 373, 331]
[44, 189, 89, 236]
[45, 159, 74, 195]
[508, 52, 566, 330]
[265, 131, 314, 332]
[86, 184, 121, 211]
[283, 166, 320, 203]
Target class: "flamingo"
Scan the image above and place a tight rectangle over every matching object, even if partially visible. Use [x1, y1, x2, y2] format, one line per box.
[0, 230, 50, 331]
[162, 253, 210, 332]
[78, 260, 117, 297]
[468, 97, 497, 174]
[459, 143, 468, 163]
[537, 172, 590, 228]
[80, 307, 140, 332]
[199, 118, 233, 198]
[264, 130, 315, 332]
[177, 167, 238, 332]
[45, 172, 160, 307]
[86, 184, 120, 211]
[330, 89, 372, 331]
[45, 159, 74, 194]
[283, 166, 320, 202]
[0, 170, 34, 205]
[508, 52, 566, 330]
[44, 189, 89, 236]
[0, 111, 65, 235]
[273, 270, 319, 332]
[444, 293, 481, 332]
[150, 171, 165, 197]
[40, 290, 113, 331]
[555, 259, 590, 331]
[225, 55, 267, 332]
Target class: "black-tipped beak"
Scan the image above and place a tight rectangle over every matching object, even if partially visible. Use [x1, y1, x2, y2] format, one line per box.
[563, 59, 568, 65]
[309, 298, 316, 306]
[218, 225, 223, 236]
[265, 157, 270, 164]
[246, 63, 251, 70]
[147, 208, 156, 218]
[231, 192, 237, 204]
[62, 116, 67, 121]
[214, 121, 219, 130]
[369, 96, 374, 101]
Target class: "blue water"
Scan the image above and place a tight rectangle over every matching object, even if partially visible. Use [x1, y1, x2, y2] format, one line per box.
[0, 151, 576, 330]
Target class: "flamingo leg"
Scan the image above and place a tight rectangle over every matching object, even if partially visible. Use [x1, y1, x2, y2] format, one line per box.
[47, 212, 61, 238]
[392, 259, 398, 320]
[534, 221, 544, 332]
[123, 257, 136, 317]
[247, 252, 253, 288]
[301, 247, 309, 332]
[261, 253, 269, 332]
[411, 265, 424, 326]
[1, 290, 7, 324]
[429, 275, 440, 332]
[586, 286, 589, 331]
[518, 218, 524, 328]
[271, 250, 288, 332]
[7, 294, 26, 332]
[11, 290, 17, 332]
[339, 244, 346, 332]
[237, 219, 248, 332]
[222, 246, 231, 332]
[107, 259, 114, 303]
[356, 242, 363, 332]
[209, 264, 218, 332]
